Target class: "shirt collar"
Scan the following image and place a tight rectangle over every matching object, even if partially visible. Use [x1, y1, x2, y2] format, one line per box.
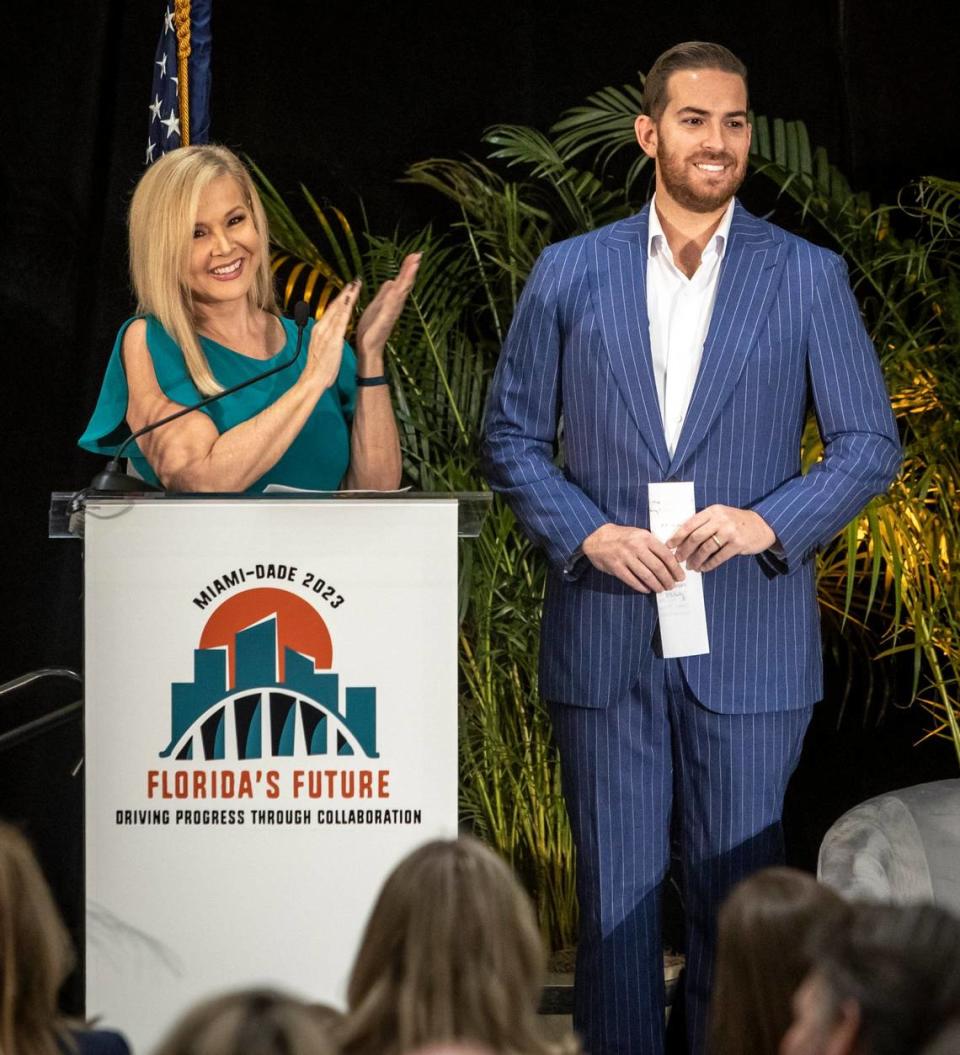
[647, 194, 736, 260]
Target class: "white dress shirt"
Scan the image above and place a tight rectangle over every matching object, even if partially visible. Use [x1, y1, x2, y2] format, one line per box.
[646, 195, 735, 457]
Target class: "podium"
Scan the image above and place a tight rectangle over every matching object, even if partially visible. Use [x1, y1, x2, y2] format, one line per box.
[51, 490, 489, 1051]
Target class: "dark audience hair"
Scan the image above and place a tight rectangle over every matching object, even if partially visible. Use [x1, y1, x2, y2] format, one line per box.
[643, 41, 748, 120]
[152, 989, 337, 1055]
[810, 901, 960, 1055]
[337, 837, 579, 1055]
[0, 821, 76, 1055]
[708, 867, 847, 1055]
[919, 1018, 960, 1055]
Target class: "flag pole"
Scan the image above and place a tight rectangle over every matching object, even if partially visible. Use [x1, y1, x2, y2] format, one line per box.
[174, 0, 192, 146]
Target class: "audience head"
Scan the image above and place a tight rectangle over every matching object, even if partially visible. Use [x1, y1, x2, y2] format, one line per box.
[338, 836, 577, 1055]
[780, 901, 960, 1055]
[127, 144, 278, 395]
[919, 1018, 960, 1055]
[709, 867, 847, 1055]
[411, 1047, 497, 1055]
[306, 1001, 345, 1034]
[0, 821, 75, 1055]
[152, 988, 337, 1055]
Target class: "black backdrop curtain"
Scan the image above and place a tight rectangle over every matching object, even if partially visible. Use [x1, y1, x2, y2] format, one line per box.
[4, 0, 959, 687]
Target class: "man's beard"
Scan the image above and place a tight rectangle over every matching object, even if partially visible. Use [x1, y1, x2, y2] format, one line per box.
[656, 143, 747, 213]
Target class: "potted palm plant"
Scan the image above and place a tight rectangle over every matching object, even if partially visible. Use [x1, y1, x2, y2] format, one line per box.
[250, 86, 959, 953]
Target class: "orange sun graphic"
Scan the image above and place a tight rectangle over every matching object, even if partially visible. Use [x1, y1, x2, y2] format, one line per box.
[199, 588, 332, 689]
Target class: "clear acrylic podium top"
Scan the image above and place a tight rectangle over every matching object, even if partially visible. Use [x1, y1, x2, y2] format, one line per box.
[49, 490, 492, 540]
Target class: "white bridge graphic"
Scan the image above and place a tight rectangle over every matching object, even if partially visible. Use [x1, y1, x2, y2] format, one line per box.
[165, 687, 368, 761]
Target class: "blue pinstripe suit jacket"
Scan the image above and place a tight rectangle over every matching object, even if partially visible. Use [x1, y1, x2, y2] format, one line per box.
[483, 201, 901, 713]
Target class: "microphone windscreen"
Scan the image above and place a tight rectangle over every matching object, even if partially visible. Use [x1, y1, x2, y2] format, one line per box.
[294, 301, 310, 328]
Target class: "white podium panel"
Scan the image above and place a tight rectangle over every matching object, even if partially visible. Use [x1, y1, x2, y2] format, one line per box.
[83, 498, 459, 1051]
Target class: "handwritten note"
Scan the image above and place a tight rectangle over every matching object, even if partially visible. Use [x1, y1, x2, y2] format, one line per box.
[648, 482, 710, 658]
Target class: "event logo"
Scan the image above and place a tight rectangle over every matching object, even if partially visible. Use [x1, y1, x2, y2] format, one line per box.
[160, 587, 377, 761]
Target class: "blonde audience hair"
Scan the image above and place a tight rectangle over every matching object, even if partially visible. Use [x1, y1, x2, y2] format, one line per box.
[127, 144, 279, 397]
[152, 988, 337, 1055]
[708, 866, 848, 1055]
[338, 837, 579, 1055]
[0, 822, 76, 1055]
[411, 1047, 497, 1055]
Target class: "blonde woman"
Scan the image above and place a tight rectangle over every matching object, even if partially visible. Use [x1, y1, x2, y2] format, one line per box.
[337, 837, 580, 1055]
[152, 989, 337, 1055]
[0, 821, 130, 1055]
[79, 144, 418, 492]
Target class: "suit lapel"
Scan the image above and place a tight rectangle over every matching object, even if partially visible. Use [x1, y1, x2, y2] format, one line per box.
[667, 203, 786, 476]
[590, 206, 671, 474]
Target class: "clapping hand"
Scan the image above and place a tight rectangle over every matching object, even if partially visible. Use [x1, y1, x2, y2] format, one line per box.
[355, 253, 422, 368]
[303, 278, 361, 391]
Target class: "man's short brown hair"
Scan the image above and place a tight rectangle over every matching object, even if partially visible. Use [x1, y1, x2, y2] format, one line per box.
[643, 41, 748, 121]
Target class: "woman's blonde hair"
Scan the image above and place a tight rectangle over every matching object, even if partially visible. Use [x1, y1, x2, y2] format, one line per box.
[153, 988, 337, 1055]
[0, 822, 76, 1055]
[127, 144, 279, 396]
[709, 867, 847, 1055]
[338, 837, 578, 1055]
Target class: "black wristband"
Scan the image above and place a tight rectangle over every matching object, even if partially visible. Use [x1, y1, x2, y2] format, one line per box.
[356, 375, 389, 387]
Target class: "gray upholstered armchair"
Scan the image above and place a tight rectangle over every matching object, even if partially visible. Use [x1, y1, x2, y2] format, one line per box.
[818, 779, 960, 913]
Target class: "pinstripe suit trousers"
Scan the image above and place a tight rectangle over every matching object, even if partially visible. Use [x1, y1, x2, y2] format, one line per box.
[550, 657, 811, 1055]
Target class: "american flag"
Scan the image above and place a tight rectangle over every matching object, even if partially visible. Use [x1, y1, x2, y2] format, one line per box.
[146, 1, 212, 165]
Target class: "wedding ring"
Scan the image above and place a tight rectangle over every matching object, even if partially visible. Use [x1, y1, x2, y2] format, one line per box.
[713, 534, 723, 548]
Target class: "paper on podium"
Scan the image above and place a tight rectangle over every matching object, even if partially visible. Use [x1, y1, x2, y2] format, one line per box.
[648, 482, 710, 658]
[263, 483, 413, 494]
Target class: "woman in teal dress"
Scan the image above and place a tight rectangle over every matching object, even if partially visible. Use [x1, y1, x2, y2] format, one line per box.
[79, 145, 419, 493]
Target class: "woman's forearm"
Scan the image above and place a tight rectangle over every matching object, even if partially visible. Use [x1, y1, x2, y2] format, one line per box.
[344, 351, 402, 490]
[148, 372, 327, 492]
[344, 384, 402, 490]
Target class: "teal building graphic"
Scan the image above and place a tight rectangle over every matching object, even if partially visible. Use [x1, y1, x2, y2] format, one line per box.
[161, 614, 378, 761]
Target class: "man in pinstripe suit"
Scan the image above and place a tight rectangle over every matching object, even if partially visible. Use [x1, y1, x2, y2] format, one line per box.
[483, 41, 900, 1055]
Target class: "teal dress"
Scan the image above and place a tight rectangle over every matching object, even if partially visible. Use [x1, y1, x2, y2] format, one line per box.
[79, 315, 356, 492]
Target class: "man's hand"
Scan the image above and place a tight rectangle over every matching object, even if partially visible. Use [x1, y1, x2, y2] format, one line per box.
[669, 505, 777, 572]
[581, 524, 685, 593]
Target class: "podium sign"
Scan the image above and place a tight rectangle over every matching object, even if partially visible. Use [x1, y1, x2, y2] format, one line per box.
[82, 497, 459, 1050]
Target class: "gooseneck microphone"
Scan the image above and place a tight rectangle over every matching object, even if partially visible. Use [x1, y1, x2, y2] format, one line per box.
[89, 301, 311, 493]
